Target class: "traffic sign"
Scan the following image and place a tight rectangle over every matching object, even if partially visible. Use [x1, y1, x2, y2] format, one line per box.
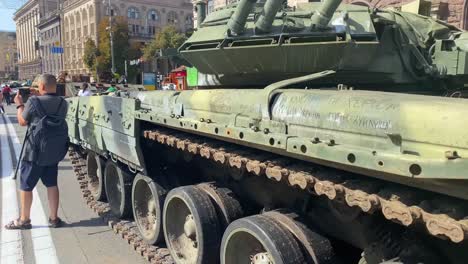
[51, 47, 64, 54]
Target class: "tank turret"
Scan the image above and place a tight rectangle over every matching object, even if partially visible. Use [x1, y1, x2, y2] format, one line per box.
[180, 0, 468, 96]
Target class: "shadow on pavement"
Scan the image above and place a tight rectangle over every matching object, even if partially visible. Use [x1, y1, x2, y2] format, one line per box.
[31, 217, 109, 229]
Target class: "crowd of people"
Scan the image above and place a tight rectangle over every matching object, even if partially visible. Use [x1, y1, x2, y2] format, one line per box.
[77, 82, 118, 96]
[1, 80, 121, 114]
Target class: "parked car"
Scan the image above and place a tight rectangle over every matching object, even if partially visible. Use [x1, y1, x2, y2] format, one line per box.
[9, 82, 21, 88]
[162, 83, 176, 90]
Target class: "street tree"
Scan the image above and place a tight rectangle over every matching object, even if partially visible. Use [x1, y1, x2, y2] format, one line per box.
[126, 42, 144, 83]
[96, 16, 130, 79]
[83, 38, 98, 76]
[142, 25, 186, 61]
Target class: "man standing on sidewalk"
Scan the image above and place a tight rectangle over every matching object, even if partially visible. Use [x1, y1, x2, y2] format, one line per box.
[2, 84, 12, 105]
[5, 74, 68, 230]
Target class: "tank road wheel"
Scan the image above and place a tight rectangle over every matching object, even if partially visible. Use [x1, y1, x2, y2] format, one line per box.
[163, 185, 221, 264]
[196, 183, 244, 229]
[132, 174, 167, 245]
[360, 225, 443, 264]
[263, 211, 338, 264]
[86, 152, 106, 201]
[221, 215, 305, 264]
[104, 161, 134, 218]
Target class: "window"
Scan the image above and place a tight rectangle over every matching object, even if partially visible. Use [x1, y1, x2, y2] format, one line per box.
[148, 25, 156, 35]
[129, 24, 140, 34]
[128, 7, 140, 19]
[207, 0, 214, 14]
[148, 10, 159, 21]
[185, 15, 193, 28]
[167, 11, 178, 24]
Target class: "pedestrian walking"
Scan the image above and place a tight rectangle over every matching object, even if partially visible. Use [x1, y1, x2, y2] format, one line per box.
[78, 83, 93, 96]
[2, 85, 12, 105]
[5, 74, 69, 230]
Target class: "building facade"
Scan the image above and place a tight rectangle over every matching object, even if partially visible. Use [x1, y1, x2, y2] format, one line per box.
[14, 1, 41, 80]
[38, 11, 63, 77]
[0, 31, 18, 80]
[14, 0, 59, 80]
[61, 0, 193, 76]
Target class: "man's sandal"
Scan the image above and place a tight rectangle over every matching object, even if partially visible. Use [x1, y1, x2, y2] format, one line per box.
[4, 219, 32, 230]
[49, 217, 63, 228]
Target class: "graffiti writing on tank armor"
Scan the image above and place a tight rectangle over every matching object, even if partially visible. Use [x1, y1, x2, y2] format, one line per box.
[327, 112, 393, 130]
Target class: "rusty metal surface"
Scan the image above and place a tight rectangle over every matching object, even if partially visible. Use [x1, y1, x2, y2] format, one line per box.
[142, 128, 468, 244]
[68, 149, 174, 264]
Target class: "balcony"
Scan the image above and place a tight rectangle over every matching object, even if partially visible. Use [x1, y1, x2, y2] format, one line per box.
[129, 31, 154, 40]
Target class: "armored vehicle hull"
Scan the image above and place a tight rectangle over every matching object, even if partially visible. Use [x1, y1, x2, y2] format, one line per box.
[66, 85, 468, 263]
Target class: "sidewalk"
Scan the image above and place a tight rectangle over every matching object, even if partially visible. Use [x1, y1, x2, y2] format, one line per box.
[0, 104, 146, 264]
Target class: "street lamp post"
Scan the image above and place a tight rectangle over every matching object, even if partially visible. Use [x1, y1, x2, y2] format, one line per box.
[105, 0, 116, 74]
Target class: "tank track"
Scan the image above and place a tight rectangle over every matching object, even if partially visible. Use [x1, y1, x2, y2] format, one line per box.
[68, 149, 174, 264]
[142, 127, 468, 244]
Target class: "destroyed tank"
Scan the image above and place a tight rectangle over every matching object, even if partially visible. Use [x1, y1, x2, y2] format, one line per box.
[66, 0, 468, 263]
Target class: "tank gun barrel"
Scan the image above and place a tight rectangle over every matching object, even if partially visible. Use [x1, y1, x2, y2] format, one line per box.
[228, 0, 257, 35]
[255, 0, 284, 33]
[310, 0, 342, 30]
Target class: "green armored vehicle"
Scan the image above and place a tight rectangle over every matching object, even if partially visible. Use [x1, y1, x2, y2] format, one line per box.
[67, 0, 468, 263]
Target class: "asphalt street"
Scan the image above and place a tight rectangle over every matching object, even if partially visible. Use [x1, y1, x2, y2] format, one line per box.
[0, 104, 147, 264]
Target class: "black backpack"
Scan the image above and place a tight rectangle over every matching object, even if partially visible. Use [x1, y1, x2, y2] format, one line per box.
[29, 97, 69, 166]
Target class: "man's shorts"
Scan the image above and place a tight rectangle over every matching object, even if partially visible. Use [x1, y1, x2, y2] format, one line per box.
[20, 161, 58, 191]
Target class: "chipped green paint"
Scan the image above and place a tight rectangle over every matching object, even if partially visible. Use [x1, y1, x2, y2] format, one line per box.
[66, 85, 468, 200]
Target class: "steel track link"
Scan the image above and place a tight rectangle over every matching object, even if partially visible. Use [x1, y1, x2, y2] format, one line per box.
[68, 149, 174, 264]
[142, 128, 468, 244]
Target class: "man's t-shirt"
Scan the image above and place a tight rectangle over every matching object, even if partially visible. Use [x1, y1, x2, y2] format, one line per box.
[78, 89, 93, 96]
[106, 86, 117, 93]
[22, 94, 68, 162]
[2, 86, 11, 94]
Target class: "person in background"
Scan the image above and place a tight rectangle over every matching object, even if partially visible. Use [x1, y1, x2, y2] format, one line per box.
[2, 84, 12, 105]
[106, 83, 118, 94]
[78, 83, 93, 96]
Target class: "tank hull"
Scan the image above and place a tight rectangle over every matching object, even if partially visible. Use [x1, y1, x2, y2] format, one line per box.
[66, 88, 468, 262]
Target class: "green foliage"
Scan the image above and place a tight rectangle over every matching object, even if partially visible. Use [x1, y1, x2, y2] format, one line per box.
[127, 42, 143, 83]
[142, 25, 186, 61]
[96, 16, 130, 77]
[83, 38, 98, 74]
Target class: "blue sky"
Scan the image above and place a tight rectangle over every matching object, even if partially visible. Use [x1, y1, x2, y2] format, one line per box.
[0, 8, 17, 32]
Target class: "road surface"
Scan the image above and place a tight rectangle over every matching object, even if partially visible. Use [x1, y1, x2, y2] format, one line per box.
[0, 104, 147, 264]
